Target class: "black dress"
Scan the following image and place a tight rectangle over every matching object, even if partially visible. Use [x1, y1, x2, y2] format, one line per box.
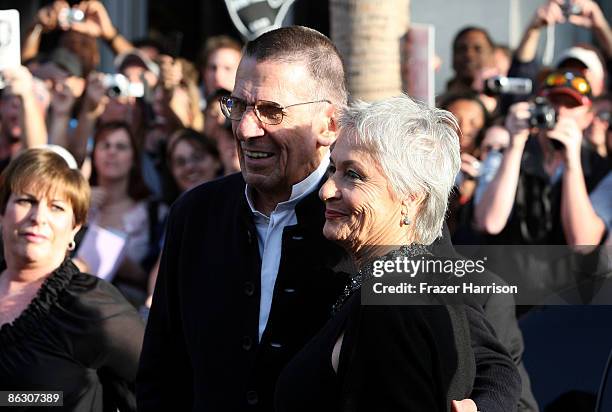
[275, 250, 475, 412]
[0, 260, 144, 411]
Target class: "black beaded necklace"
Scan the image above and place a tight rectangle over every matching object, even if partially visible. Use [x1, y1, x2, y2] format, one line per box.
[331, 244, 431, 314]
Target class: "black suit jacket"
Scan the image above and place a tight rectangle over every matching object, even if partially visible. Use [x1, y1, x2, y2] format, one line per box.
[137, 173, 346, 411]
[137, 173, 520, 412]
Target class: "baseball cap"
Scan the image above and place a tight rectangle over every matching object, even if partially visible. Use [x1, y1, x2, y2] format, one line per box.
[114, 50, 160, 77]
[554, 47, 605, 82]
[47, 47, 83, 78]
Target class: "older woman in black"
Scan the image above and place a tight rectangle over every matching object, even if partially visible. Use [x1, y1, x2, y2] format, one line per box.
[0, 148, 143, 411]
[275, 95, 477, 412]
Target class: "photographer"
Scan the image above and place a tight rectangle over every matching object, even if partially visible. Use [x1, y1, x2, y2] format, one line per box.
[474, 70, 597, 244]
[23, 0, 133, 64]
[560, 95, 612, 246]
[501, 0, 611, 114]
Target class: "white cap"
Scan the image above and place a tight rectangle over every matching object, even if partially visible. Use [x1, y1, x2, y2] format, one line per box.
[555, 47, 605, 82]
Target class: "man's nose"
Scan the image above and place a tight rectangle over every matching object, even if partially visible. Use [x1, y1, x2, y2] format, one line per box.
[235, 108, 265, 141]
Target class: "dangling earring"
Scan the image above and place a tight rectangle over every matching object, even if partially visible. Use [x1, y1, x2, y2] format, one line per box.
[402, 216, 411, 226]
[68, 240, 76, 251]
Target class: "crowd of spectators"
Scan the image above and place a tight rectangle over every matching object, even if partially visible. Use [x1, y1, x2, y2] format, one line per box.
[0, 0, 610, 410]
[0, 0, 245, 310]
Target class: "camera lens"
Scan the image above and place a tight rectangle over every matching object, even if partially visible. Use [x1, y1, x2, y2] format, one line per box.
[107, 86, 121, 98]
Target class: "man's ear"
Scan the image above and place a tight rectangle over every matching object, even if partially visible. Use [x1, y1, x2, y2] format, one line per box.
[316, 103, 338, 147]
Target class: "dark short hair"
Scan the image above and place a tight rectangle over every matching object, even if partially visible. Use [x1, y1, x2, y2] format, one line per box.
[452, 26, 495, 52]
[90, 122, 151, 202]
[167, 128, 220, 167]
[438, 91, 490, 150]
[244, 26, 348, 106]
[199, 35, 243, 68]
[0, 148, 90, 226]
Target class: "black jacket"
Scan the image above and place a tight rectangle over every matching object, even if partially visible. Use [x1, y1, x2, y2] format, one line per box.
[137, 173, 346, 411]
[137, 173, 520, 412]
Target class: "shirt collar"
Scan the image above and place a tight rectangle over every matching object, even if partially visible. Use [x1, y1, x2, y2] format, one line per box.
[245, 153, 330, 216]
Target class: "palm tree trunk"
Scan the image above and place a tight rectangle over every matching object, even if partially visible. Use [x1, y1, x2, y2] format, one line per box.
[330, 0, 410, 102]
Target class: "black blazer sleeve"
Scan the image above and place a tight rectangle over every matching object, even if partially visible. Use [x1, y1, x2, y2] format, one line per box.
[467, 302, 522, 412]
[137, 202, 194, 412]
[482, 285, 538, 412]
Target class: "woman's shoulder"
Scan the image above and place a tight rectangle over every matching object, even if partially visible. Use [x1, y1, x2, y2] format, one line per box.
[0, 260, 138, 346]
[61, 265, 140, 320]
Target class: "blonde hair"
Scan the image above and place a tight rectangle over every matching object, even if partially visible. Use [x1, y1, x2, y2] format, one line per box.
[0, 148, 90, 226]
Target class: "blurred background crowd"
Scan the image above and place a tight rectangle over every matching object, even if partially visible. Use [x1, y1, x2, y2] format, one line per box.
[0, 0, 610, 410]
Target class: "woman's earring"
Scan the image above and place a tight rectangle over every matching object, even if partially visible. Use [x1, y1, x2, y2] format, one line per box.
[68, 240, 76, 251]
[402, 216, 411, 226]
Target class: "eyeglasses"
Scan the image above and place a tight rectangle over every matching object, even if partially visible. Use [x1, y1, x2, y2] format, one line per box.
[219, 96, 331, 125]
[544, 71, 591, 96]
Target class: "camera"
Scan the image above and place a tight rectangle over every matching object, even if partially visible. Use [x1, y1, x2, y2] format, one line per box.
[102, 73, 145, 98]
[561, 1, 581, 18]
[59, 8, 85, 25]
[529, 97, 556, 130]
[484, 76, 533, 96]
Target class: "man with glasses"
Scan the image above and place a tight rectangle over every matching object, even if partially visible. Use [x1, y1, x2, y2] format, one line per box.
[137, 26, 348, 412]
[138, 25, 520, 412]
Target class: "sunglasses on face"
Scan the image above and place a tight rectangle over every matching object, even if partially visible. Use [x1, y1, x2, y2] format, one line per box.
[219, 95, 331, 126]
[544, 71, 591, 96]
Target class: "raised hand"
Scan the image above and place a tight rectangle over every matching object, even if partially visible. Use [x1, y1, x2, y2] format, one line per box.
[69, 0, 117, 40]
[51, 80, 77, 118]
[35, 0, 70, 33]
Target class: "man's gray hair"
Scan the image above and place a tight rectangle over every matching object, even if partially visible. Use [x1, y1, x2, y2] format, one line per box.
[244, 26, 348, 106]
[339, 95, 461, 245]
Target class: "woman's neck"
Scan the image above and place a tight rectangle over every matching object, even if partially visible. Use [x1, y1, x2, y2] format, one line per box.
[98, 177, 131, 205]
[0, 256, 64, 292]
[353, 228, 416, 270]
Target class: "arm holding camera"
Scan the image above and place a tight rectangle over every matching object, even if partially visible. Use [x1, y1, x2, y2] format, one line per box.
[551, 116, 608, 245]
[157, 56, 202, 130]
[71, 1, 133, 56]
[2, 66, 48, 150]
[22, 1, 69, 62]
[71, 72, 108, 165]
[474, 102, 530, 234]
[48, 79, 77, 149]
[569, 0, 612, 58]
[515, 0, 565, 64]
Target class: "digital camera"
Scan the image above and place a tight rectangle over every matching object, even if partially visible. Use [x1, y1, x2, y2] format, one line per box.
[529, 97, 556, 130]
[59, 8, 85, 25]
[102, 73, 145, 98]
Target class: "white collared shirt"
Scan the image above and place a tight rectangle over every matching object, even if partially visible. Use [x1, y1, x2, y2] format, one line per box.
[245, 155, 330, 341]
